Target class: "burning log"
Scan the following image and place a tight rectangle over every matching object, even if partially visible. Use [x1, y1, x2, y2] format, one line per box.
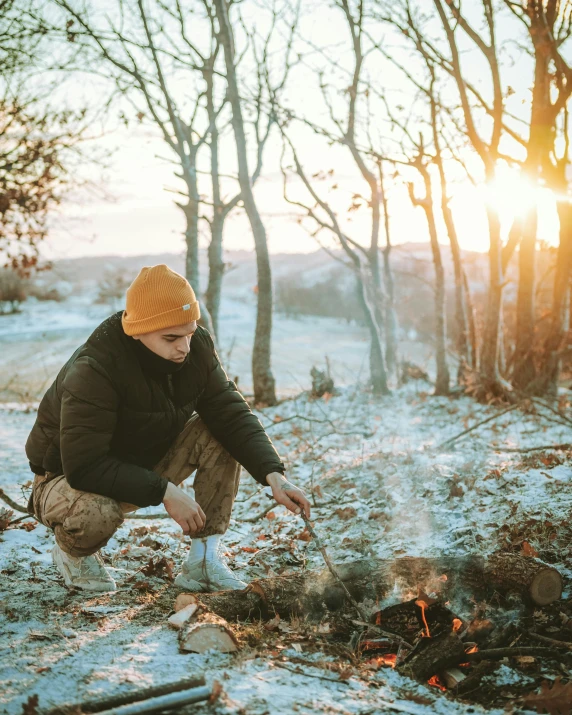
[191, 552, 562, 622]
[398, 632, 467, 682]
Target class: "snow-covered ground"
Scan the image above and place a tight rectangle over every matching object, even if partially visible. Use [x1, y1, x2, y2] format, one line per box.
[1, 377, 572, 714]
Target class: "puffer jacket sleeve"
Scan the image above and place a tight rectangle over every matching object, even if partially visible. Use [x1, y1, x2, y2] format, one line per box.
[196, 335, 285, 485]
[60, 356, 168, 507]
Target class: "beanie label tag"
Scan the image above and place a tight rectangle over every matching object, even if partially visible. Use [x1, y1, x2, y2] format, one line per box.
[182, 304, 190, 311]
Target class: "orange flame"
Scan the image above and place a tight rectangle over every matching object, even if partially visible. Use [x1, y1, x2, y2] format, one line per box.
[452, 618, 463, 632]
[465, 644, 478, 654]
[427, 675, 447, 691]
[415, 600, 431, 638]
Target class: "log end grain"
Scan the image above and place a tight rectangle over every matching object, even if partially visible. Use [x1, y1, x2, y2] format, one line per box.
[529, 567, 563, 606]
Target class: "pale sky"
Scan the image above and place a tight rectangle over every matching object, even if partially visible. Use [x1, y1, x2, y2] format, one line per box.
[41, 1, 566, 261]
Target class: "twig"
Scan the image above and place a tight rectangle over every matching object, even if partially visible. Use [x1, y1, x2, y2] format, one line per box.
[272, 661, 349, 684]
[0, 488, 28, 514]
[435, 403, 521, 450]
[528, 631, 572, 651]
[495, 443, 572, 453]
[125, 512, 170, 519]
[241, 503, 276, 523]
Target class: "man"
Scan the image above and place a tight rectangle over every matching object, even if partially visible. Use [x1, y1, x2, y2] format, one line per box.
[25, 264, 310, 593]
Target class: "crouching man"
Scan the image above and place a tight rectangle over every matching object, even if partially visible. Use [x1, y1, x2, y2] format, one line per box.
[25, 264, 310, 593]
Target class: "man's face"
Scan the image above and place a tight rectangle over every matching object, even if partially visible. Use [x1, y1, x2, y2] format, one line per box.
[133, 321, 197, 362]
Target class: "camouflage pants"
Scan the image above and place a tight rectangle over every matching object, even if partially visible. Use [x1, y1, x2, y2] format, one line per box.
[31, 415, 242, 557]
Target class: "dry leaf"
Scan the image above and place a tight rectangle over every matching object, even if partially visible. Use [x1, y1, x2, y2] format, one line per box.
[521, 541, 539, 558]
[265, 511, 276, 520]
[296, 528, 312, 542]
[21, 521, 36, 532]
[264, 614, 281, 631]
[240, 546, 258, 553]
[22, 694, 39, 715]
[0, 508, 14, 532]
[141, 556, 174, 580]
[522, 678, 572, 714]
[335, 506, 357, 520]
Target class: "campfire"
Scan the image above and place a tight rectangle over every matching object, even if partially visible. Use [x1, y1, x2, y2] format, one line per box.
[171, 550, 569, 707]
[361, 590, 482, 692]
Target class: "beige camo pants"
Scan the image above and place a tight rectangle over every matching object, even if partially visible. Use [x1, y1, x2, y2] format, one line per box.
[31, 415, 242, 557]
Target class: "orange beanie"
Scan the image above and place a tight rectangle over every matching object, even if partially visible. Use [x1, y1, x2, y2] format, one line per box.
[121, 264, 200, 336]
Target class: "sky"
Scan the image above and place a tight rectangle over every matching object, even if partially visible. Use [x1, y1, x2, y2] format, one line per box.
[39, 0, 567, 261]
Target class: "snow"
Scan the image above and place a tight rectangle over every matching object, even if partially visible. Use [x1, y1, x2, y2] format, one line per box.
[1, 301, 571, 713]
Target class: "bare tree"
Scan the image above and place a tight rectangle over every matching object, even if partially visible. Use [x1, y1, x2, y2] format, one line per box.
[213, 0, 298, 404]
[505, 1, 572, 393]
[55, 0, 224, 332]
[407, 136, 450, 396]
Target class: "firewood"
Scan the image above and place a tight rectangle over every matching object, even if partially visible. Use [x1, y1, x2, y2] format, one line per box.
[174, 593, 198, 612]
[191, 553, 563, 623]
[483, 552, 562, 606]
[179, 613, 239, 654]
[398, 632, 466, 682]
[168, 602, 199, 630]
[440, 668, 467, 688]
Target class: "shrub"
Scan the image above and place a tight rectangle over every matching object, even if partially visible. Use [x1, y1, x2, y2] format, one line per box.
[0, 270, 28, 314]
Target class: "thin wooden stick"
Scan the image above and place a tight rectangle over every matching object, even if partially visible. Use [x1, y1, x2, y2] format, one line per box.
[300, 514, 410, 647]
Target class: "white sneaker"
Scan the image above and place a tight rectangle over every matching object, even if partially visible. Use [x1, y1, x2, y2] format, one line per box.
[52, 543, 116, 592]
[174, 537, 247, 592]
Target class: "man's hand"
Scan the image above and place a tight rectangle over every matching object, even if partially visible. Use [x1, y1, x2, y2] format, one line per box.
[162, 482, 206, 535]
[266, 472, 311, 518]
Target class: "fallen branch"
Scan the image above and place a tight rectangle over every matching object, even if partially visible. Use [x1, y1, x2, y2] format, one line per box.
[442, 646, 570, 671]
[528, 631, 572, 651]
[44, 676, 207, 715]
[0, 488, 28, 514]
[436, 403, 521, 450]
[464, 646, 569, 663]
[495, 443, 572, 453]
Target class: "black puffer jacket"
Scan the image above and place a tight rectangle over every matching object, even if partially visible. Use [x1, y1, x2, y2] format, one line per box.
[25, 312, 284, 507]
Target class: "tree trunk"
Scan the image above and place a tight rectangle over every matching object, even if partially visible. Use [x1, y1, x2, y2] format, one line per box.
[382, 244, 398, 375]
[539, 197, 572, 396]
[512, 207, 538, 390]
[479, 207, 504, 395]
[356, 270, 390, 395]
[379, 162, 398, 375]
[413, 170, 450, 396]
[206, 211, 224, 338]
[213, 0, 276, 405]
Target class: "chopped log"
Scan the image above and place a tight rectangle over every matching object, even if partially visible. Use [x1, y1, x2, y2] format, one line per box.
[398, 632, 466, 682]
[168, 602, 199, 630]
[192, 553, 562, 622]
[484, 553, 562, 606]
[174, 593, 198, 612]
[440, 668, 467, 689]
[179, 613, 239, 654]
